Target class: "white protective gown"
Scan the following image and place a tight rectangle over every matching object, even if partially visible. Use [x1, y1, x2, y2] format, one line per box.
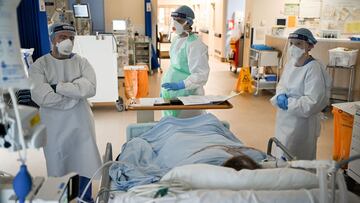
[175, 35, 210, 118]
[161, 34, 210, 118]
[270, 59, 331, 160]
[29, 53, 101, 178]
[174, 36, 210, 95]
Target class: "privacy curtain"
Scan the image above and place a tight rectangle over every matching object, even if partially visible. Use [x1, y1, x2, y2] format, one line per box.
[17, 0, 50, 61]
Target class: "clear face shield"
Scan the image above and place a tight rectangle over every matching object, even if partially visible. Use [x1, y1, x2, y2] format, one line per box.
[167, 18, 188, 40]
[280, 34, 309, 68]
[165, 18, 173, 41]
[167, 11, 190, 40]
[281, 39, 294, 68]
[167, 18, 175, 38]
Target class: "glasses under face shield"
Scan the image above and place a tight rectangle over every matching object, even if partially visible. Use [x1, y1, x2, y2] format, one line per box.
[288, 33, 309, 42]
[165, 12, 192, 40]
[171, 12, 187, 19]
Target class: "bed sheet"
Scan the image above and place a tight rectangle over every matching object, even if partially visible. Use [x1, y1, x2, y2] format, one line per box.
[107, 188, 360, 203]
[109, 113, 267, 190]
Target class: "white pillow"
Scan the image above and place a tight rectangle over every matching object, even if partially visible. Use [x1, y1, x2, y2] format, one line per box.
[161, 164, 319, 190]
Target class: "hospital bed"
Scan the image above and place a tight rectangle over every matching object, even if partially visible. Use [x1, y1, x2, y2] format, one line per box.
[96, 121, 360, 203]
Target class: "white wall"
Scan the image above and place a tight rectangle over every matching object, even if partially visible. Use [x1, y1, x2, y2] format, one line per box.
[104, 0, 196, 35]
[213, 0, 227, 59]
[104, 0, 145, 34]
[226, 0, 245, 20]
[250, 0, 298, 43]
[158, 0, 192, 6]
[192, 0, 228, 59]
[108, 0, 230, 60]
[240, 0, 301, 62]
[251, 0, 285, 28]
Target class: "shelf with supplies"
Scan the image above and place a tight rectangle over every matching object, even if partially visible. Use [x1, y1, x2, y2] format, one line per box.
[133, 40, 152, 73]
[156, 25, 169, 73]
[249, 48, 280, 95]
[114, 33, 130, 78]
[326, 65, 356, 102]
[327, 47, 358, 102]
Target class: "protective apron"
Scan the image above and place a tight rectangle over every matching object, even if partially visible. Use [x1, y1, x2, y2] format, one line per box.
[270, 59, 331, 160]
[30, 54, 101, 178]
[161, 34, 200, 117]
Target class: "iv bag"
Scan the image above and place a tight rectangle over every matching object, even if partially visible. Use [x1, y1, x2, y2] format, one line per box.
[0, 0, 30, 89]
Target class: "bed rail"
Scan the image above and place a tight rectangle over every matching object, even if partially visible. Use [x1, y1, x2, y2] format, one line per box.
[97, 143, 113, 203]
[96, 138, 294, 202]
[267, 137, 296, 161]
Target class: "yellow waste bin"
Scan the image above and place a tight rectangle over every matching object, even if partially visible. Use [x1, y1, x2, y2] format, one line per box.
[332, 107, 354, 162]
[124, 65, 149, 99]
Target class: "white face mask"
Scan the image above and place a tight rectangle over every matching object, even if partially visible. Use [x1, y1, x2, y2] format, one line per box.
[288, 45, 305, 60]
[56, 39, 73, 56]
[173, 20, 186, 35]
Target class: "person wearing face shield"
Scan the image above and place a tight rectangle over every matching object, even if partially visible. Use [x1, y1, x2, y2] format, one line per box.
[270, 28, 332, 160]
[29, 23, 101, 202]
[161, 5, 210, 117]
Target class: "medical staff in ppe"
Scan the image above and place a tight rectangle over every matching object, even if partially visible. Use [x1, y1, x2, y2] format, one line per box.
[161, 5, 210, 117]
[29, 23, 101, 202]
[270, 28, 332, 160]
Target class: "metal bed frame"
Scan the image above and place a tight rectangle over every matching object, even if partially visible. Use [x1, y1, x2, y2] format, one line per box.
[97, 143, 113, 203]
[96, 136, 294, 203]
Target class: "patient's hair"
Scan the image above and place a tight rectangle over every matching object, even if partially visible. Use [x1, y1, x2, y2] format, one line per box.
[222, 155, 260, 171]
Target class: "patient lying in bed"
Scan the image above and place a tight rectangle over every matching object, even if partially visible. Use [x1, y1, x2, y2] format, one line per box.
[109, 113, 266, 191]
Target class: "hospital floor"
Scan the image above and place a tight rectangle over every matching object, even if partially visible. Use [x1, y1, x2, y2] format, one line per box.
[0, 57, 334, 200]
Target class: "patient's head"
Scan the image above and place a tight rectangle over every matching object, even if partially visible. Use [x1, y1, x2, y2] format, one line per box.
[222, 155, 260, 171]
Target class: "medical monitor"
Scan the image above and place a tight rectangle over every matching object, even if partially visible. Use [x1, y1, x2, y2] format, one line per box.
[113, 20, 127, 32]
[73, 4, 90, 18]
[276, 18, 286, 26]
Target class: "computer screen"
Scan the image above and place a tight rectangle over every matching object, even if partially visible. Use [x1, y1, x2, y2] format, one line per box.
[276, 18, 286, 26]
[73, 4, 90, 18]
[113, 20, 127, 31]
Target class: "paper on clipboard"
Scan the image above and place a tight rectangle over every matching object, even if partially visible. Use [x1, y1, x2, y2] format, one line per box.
[207, 91, 240, 103]
[138, 98, 155, 106]
[178, 92, 240, 105]
[178, 95, 212, 105]
[134, 97, 167, 106]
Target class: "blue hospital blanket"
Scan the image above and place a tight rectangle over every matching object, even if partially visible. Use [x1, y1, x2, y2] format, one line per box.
[109, 113, 266, 190]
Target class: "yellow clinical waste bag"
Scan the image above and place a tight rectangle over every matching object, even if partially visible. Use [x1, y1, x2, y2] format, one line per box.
[235, 67, 254, 93]
[124, 65, 149, 99]
[332, 107, 354, 163]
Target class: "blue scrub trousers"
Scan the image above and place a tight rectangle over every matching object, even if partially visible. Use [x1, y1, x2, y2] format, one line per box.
[79, 176, 93, 203]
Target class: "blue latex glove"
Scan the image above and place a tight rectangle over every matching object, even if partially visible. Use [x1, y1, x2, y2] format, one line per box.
[276, 94, 288, 110]
[50, 84, 57, 93]
[161, 81, 185, 91]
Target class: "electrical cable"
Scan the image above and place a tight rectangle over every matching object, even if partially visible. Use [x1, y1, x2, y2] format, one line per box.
[78, 161, 125, 203]
[94, 188, 119, 203]
[127, 180, 192, 198]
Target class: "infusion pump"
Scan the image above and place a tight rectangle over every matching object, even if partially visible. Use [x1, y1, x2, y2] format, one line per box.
[0, 173, 79, 203]
[0, 105, 47, 151]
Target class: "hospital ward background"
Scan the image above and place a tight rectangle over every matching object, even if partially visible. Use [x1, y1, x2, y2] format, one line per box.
[1, 0, 360, 202]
